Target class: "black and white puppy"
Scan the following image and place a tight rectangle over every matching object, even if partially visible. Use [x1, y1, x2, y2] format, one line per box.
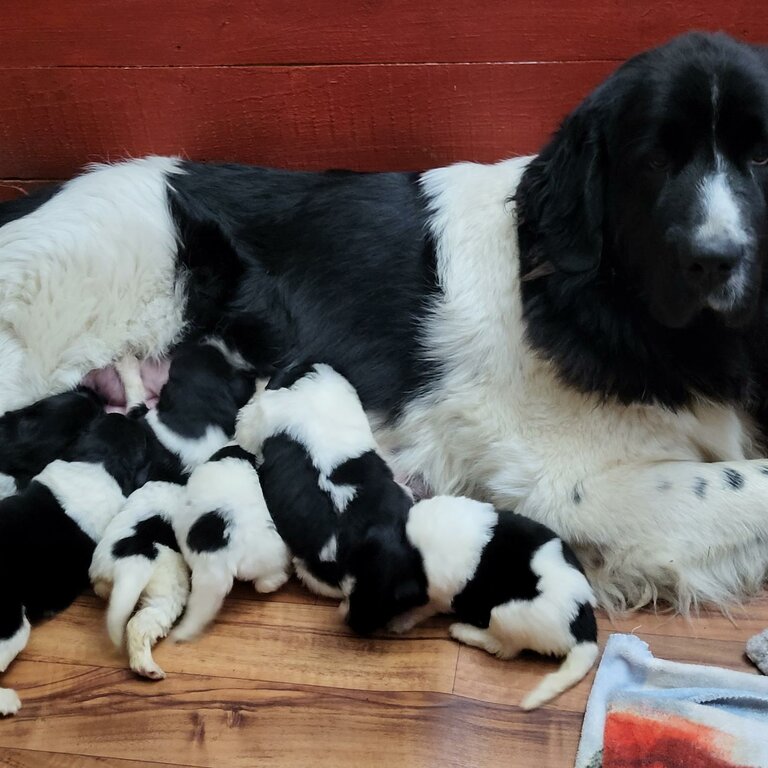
[389, 496, 598, 710]
[0, 386, 103, 498]
[144, 335, 257, 472]
[236, 363, 426, 635]
[170, 443, 290, 641]
[0, 413, 152, 715]
[90, 480, 188, 680]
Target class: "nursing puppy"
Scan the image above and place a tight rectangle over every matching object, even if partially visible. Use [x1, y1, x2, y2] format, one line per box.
[0, 386, 103, 498]
[170, 443, 291, 641]
[144, 336, 257, 472]
[0, 413, 152, 715]
[90, 480, 189, 680]
[390, 496, 598, 710]
[236, 363, 426, 634]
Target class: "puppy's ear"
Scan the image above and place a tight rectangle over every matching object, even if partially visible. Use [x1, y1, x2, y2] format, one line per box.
[516, 97, 605, 274]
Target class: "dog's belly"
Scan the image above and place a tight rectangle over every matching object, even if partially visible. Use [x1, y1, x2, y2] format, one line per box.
[82, 359, 170, 413]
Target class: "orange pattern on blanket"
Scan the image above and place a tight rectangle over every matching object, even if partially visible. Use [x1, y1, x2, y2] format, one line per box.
[603, 710, 748, 768]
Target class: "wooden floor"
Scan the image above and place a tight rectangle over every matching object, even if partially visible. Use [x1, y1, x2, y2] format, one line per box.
[1, 581, 766, 768]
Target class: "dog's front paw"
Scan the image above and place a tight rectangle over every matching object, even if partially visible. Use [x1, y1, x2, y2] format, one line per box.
[0, 688, 21, 716]
[387, 617, 416, 634]
[131, 659, 166, 680]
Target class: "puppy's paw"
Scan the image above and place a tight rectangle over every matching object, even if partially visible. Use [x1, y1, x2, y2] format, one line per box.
[0, 688, 21, 716]
[131, 659, 166, 681]
[387, 617, 417, 634]
[253, 571, 290, 594]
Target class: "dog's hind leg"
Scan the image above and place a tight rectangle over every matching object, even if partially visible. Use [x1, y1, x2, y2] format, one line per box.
[0, 601, 31, 716]
[171, 560, 232, 642]
[127, 548, 189, 679]
[449, 622, 505, 657]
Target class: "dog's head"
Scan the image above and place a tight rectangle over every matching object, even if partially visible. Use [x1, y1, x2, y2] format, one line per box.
[518, 32, 768, 331]
[342, 522, 429, 636]
[65, 412, 152, 495]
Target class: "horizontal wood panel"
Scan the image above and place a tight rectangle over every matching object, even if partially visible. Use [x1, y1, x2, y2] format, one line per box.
[0, 62, 614, 179]
[1, 1, 766, 66]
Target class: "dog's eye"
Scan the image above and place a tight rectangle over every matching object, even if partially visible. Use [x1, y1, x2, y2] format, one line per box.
[751, 150, 768, 166]
[647, 152, 671, 171]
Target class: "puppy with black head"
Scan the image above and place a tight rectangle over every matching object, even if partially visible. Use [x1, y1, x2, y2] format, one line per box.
[0, 412, 152, 715]
[0, 386, 103, 498]
[390, 496, 598, 710]
[144, 335, 258, 472]
[236, 362, 427, 634]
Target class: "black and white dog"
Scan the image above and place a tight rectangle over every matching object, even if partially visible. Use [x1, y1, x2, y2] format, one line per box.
[3, 33, 768, 611]
[391, 496, 598, 710]
[0, 387, 103, 498]
[0, 413, 153, 715]
[237, 363, 426, 633]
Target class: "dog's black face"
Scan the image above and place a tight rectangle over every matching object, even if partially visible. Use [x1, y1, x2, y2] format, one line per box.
[344, 524, 428, 636]
[517, 32, 768, 406]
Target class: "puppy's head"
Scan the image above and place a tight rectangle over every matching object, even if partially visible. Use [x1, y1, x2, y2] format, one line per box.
[517, 32, 768, 330]
[343, 523, 428, 636]
[0, 386, 103, 483]
[65, 412, 152, 495]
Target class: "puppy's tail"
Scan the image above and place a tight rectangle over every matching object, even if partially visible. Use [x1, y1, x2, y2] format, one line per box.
[520, 641, 599, 711]
[107, 558, 156, 648]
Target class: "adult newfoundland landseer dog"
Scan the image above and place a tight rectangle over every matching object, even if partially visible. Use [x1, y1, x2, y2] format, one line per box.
[2, 32, 768, 611]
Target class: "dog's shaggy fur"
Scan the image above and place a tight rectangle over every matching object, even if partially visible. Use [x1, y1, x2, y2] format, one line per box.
[0, 387, 103, 498]
[90, 480, 189, 680]
[3, 33, 768, 611]
[237, 363, 426, 634]
[170, 445, 290, 641]
[390, 496, 598, 710]
[0, 413, 151, 715]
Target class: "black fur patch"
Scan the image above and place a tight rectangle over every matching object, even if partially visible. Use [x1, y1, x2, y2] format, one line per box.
[572, 485, 582, 505]
[451, 510, 557, 629]
[760, 466, 768, 476]
[112, 515, 180, 560]
[209, 444, 255, 464]
[723, 468, 745, 490]
[266, 362, 320, 391]
[169, 163, 439, 416]
[694, 477, 708, 498]
[186, 510, 229, 553]
[569, 602, 598, 643]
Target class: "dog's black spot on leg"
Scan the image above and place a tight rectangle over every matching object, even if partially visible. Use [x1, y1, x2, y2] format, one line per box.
[657, 479, 672, 491]
[572, 484, 582, 505]
[187, 510, 229, 553]
[693, 477, 707, 499]
[723, 468, 745, 490]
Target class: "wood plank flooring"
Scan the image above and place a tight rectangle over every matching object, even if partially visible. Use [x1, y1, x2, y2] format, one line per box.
[1, 581, 765, 767]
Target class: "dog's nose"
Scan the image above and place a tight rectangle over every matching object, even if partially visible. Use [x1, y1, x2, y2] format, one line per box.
[685, 241, 742, 289]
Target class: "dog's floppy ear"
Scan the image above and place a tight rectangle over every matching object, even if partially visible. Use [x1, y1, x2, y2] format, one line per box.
[516, 97, 606, 274]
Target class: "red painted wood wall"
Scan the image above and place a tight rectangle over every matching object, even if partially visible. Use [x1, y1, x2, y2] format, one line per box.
[1, 1, 766, 200]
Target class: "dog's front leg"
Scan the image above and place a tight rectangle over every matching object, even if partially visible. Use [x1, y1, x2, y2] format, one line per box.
[517, 459, 768, 613]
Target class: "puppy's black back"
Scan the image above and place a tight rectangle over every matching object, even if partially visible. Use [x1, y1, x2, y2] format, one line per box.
[258, 433, 343, 585]
[0, 481, 96, 623]
[0, 387, 103, 488]
[451, 510, 559, 629]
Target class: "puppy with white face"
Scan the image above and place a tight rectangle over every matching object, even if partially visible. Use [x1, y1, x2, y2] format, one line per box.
[0, 386, 103, 498]
[90, 480, 189, 680]
[236, 362, 427, 634]
[391, 496, 598, 710]
[144, 336, 257, 472]
[170, 444, 291, 641]
[0, 413, 152, 715]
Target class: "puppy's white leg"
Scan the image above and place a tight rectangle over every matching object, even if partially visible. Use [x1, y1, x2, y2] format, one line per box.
[388, 604, 438, 634]
[127, 549, 189, 679]
[115, 354, 146, 409]
[0, 613, 31, 716]
[253, 570, 290, 594]
[517, 459, 768, 613]
[449, 622, 505, 657]
[171, 561, 232, 642]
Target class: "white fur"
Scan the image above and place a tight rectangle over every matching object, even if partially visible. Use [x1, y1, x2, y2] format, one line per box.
[114, 354, 146, 408]
[35, 460, 126, 541]
[236, 363, 378, 475]
[89, 481, 188, 653]
[374, 156, 768, 612]
[0, 473, 16, 500]
[696, 166, 750, 249]
[403, 496, 598, 709]
[294, 558, 344, 599]
[0, 157, 186, 415]
[201, 335, 252, 372]
[171, 456, 291, 641]
[145, 408, 229, 472]
[0, 616, 30, 716]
